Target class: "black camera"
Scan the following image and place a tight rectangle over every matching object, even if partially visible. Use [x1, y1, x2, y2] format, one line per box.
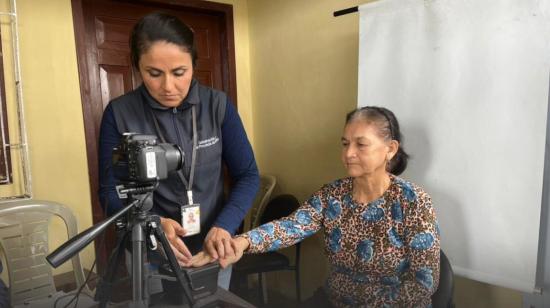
[112, 133, 184, 182]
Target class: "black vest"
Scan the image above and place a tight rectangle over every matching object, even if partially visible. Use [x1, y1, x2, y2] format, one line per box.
[110, 79, 227, 252]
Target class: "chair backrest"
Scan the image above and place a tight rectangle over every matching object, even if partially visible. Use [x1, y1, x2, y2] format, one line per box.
[0, 200, 87, 306]
[431, 249, 454, 308]
[249, 175, 276, 229]
[259, 194, 300, 225]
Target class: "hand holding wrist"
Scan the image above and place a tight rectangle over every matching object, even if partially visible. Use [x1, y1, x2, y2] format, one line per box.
[234, 236, 250, 253]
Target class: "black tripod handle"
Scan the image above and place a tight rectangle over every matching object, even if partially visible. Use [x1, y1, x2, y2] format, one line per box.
[47, 199, 139, 268]
[149, 215, 196, 306]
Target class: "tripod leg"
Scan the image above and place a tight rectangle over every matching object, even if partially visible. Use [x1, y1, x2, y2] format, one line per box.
[148, 215, 196, 306]
[95, 230, 130, 308]
[130, 219, 149, 308]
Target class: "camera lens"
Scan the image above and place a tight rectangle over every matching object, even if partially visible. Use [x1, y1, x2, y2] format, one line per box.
[160, 143, 184, 172]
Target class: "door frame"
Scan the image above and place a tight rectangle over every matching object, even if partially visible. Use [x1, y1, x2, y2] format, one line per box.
[71, 0, 238, 270]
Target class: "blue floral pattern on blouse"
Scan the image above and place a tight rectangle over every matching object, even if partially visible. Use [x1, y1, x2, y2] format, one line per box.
[308, 195, 322, 213]
[362, 204, 385, 222]
[388, 227, 404, 248]
[334, 265, 369, 283]
[249, 230, 263, 245]
[342, 296, 356, 306]
[259, 223, 274, 236]
[268, 239, 282, 252]
[280, 220, 302, 237]
[396, 259, 410, 275]
[296, 210, 312, 225]
[400, 181, 417, 202]
[391, 201, 403, 222]
[342, 193, 353, 207]
[415, 267, 434, 290]
[410, 232, 435, 250]
[376, 287, 400, 302]
[381, 275, 400, 286]
[329, 227, 342, 253]
[326, 197, 342, 220]
[357, 239, 374, 262]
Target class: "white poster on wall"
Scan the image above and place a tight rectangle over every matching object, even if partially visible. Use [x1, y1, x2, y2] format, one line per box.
[358, 0, 550, 292]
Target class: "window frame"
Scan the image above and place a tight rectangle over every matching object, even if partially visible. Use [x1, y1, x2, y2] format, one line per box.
[0, 27, 11, 185]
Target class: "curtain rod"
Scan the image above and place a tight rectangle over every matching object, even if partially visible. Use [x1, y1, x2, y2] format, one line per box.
[333, 6, 358, 17]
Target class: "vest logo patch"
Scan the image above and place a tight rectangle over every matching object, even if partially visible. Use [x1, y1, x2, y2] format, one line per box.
[197, 137, 219, 149]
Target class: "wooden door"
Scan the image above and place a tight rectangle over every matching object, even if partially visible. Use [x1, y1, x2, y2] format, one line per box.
[72, 0, 237, 271]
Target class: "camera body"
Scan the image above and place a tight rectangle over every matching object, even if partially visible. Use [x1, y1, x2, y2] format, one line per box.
[112, 133, 184, 182]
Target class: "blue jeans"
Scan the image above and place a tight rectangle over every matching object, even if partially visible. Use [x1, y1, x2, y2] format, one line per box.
[217, 265, 232, 290]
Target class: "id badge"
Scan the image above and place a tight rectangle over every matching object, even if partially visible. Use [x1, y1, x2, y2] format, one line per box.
[181, 204, 200, 237]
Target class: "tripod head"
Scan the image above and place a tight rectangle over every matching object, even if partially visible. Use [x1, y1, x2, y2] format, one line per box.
[115, 182, 156, 206]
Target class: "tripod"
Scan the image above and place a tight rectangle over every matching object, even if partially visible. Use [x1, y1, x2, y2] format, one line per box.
[47, 183, 255, 308]
[95, 184, 195, 307]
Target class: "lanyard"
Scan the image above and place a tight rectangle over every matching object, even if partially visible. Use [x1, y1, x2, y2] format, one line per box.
[149, 105, 197, 204]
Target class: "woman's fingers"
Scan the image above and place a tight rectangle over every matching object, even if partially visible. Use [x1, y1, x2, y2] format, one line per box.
[212, 237, 235, 259]
[205, 240, 218, 260]
[174, 237, 192, 260]
[189, 237, 250, 269]
[215, 240, 226, 259]
[169, 242, 189, 266]
[230, 238, 239, 253]
[223, 238, 235, 258]
[204, 227, 232, 260]
[215, 238, 246, 268]
[160, 217, 192, 261]
[190, 251, 214, 267]
[174, 224, 187, 237]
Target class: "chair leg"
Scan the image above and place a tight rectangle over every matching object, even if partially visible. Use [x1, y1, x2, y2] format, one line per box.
[258, 273, 264, 306]
[295, 243, 302, 302]
[295, 269, 301, 302]
[261, 273, 269, 304]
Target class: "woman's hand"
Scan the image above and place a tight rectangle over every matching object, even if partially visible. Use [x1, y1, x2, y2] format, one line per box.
[190, 236, 250, 269]
[160, 217, 192, 266]
[204, 226, 234, 260]
[189, 251, 216, 268]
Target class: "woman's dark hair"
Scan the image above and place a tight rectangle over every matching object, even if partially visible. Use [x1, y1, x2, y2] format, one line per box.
[130, 12, 197, 69]
[345, 106, 409, 175]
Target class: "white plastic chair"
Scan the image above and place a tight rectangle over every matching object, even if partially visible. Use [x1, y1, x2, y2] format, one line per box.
[0, 199, 93, 307]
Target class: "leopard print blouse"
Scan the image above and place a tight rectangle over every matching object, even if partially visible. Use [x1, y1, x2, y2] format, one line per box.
[240, 175, 440, 307]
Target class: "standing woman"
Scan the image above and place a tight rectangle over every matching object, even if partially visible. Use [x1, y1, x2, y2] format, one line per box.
[98, 12, 259, 289]
[193, 106, 440, 307]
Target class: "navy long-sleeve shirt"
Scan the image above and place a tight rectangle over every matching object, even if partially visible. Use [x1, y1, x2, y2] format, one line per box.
[98, 83, 259, 250]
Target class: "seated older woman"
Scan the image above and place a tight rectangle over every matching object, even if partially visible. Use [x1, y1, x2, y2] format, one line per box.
[192, 106, 440, 307]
